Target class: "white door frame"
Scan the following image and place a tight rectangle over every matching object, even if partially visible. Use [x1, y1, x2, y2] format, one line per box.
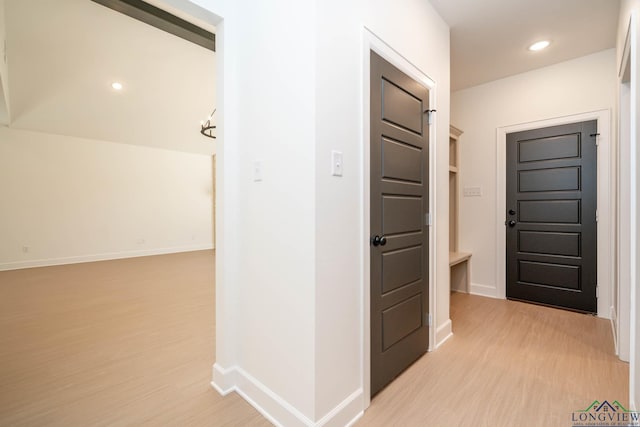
[618, 19, 633, 363]
[618, 10, 640, 410]
[361, 27, 437, 407]
[495, 110, 613, 319]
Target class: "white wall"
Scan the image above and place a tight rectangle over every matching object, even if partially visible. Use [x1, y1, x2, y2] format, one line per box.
[235, 0, 318, 421]
[201, 0, 318, 423]
[451, 49, 617, 306]
[314, 0, 450, 419]
[0, 0, 9, 124]
[0, 126, 214, 270]
[196, 0, 450, 424]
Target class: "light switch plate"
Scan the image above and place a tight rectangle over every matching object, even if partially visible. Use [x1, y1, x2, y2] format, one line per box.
[331, 150, 343, 176]
[463, 186, 482, 197]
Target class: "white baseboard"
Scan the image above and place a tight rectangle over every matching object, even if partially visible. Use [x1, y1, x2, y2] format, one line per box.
[435, 319, 453, 348]
[610, 305, 619, 356]
[469, 282, 498, 298]
[211, 363, 237, 396]
[212, 363, 311, 426]
[316, 389, 363, 427]
[211, 363, 363, 427]
[0, 244, 214, 271]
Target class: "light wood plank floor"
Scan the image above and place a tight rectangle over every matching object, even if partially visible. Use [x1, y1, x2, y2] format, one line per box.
[1, 252, 629, 426]
[358, 292, 628, 427]
[0, 250, 269, 427]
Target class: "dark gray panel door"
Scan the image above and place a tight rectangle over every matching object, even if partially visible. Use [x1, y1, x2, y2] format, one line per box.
[370, 51, 429, 396]
[506, 121, 597, 313]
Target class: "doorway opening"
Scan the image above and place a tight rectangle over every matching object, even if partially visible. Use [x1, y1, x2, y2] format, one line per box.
[0, 0, 224, 422]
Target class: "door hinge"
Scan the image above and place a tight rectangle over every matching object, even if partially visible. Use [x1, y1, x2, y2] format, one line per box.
[426, 313, 432, 327]
[596, 285, 600, 299]
[596, 209, 599, 222]
[591, 132, 600, 146]
[425, 213, 432, 226]
[425, 109, 436, 125]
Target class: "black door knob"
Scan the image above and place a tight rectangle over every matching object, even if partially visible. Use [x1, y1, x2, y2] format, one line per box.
[509, 209, 516, 215]
[508, 220, 516, 227]
[371, 235, 387, 247]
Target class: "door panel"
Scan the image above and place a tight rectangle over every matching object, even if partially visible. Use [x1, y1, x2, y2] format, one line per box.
[371, 51, 429, 396]
[518, 200, 581, 224]
[518, 134, 580, 162]
[382, 196, 422, 234]
[382, 295, 423, 350]
[518, 167, 580, 192]
[381, 80, 423, 134]
[382, 139, 423, 183]
[382, 247, 422, 294]
[518, 261, 581, 290]
[506, 121, 597, 313]
[518, 231, 580, 256]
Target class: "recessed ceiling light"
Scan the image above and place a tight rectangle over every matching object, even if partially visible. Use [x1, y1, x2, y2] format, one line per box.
[528, 40, 550, 51]
[111, 82, 123, 91]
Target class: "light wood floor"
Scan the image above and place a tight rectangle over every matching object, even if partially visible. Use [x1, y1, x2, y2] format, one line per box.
[358, 292, 628, 427]
[0, 252, 628, 426]
[0, 250, 269, 427]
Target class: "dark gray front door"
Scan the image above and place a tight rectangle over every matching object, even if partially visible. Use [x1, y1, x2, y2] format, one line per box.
[506, 121, 597, 313]
[370, 51, 429, 396]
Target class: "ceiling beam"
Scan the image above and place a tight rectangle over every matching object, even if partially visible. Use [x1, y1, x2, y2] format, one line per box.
[91, 0, 215, 52]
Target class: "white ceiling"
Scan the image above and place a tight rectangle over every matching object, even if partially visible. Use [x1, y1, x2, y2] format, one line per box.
[430, 0, 621, 91]
[5, 0, 216, 155]
[4, 0, 620, 146]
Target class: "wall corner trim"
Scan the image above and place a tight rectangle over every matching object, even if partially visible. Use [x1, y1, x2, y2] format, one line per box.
[435, 319, 453, 348]
[211, 363, 237, 396]
[316, 389, 364, 427]
[211, 364, 363, 427]
[610, 306, 619, 356]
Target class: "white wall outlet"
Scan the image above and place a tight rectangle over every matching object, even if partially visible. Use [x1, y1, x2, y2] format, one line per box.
[253, 160, 263, 182]
[22, 246, 29, 253]
[463, 186, 482, 197]
[136, 238, 145, 245]
[331, 150, 343, 177]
